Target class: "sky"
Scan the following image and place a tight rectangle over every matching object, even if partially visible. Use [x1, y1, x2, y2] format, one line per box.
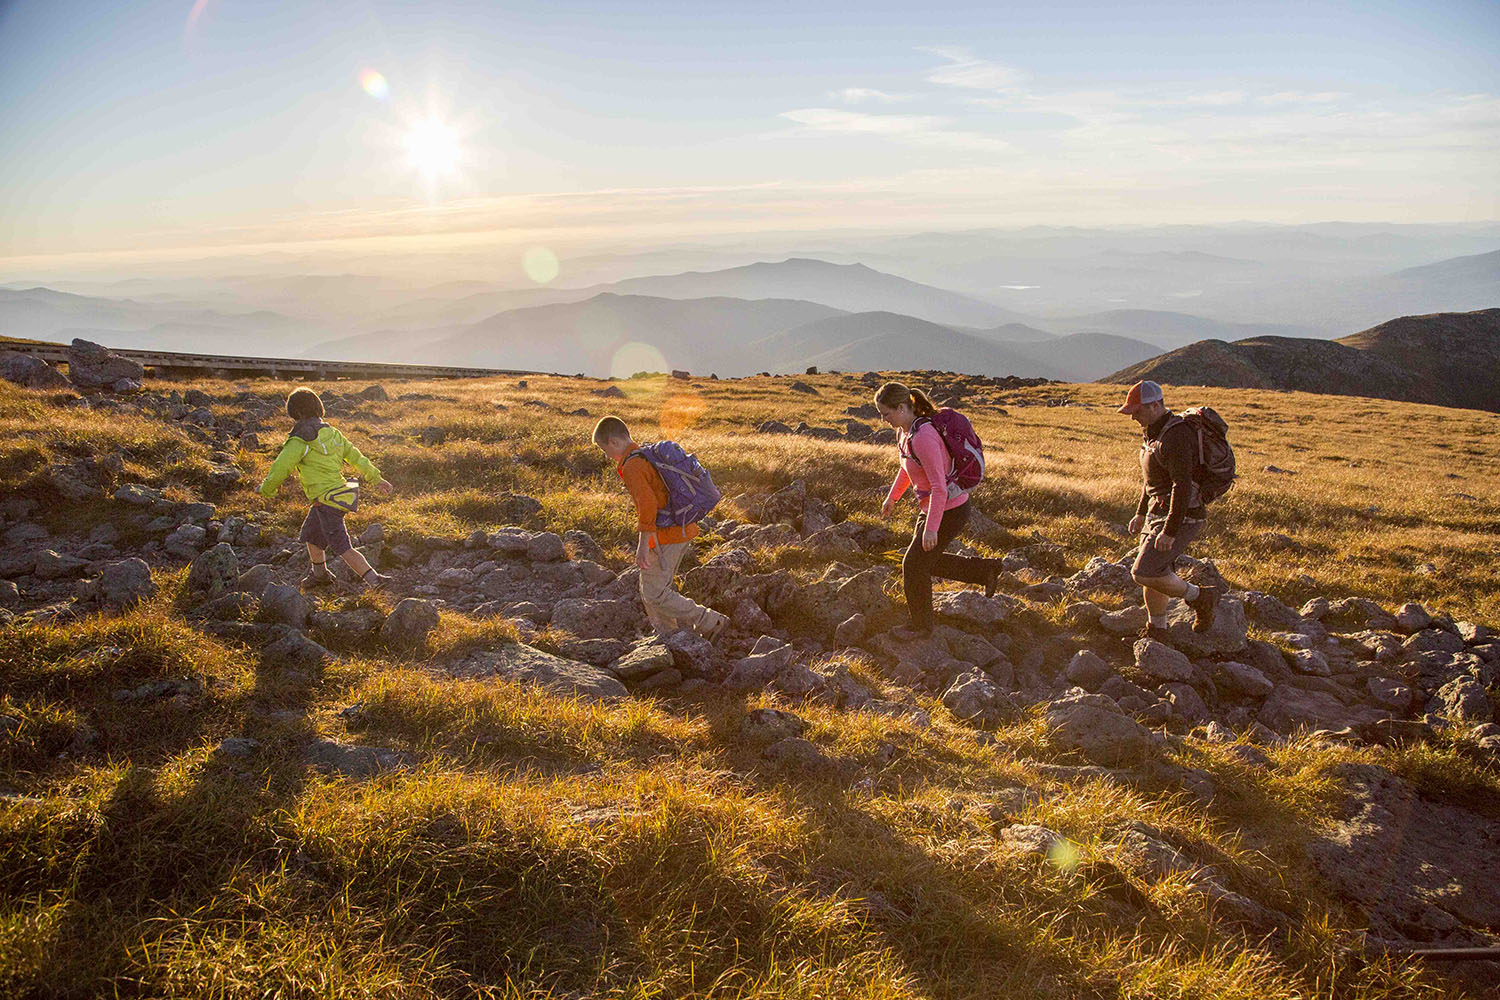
[1, 0, 1497, 270]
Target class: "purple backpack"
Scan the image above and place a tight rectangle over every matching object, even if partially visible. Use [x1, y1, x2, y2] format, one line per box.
[632, 441, 722, 529]
[909, 408, 986, 492]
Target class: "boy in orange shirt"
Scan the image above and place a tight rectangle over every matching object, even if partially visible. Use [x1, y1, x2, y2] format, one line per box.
[593, 416, 729, 640]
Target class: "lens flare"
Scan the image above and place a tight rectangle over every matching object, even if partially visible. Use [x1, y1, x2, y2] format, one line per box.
[522, 247, 560, 284]
[610, 342, 669, 380]
[660, 392, 707, 437]
[359, 69, 389, 100]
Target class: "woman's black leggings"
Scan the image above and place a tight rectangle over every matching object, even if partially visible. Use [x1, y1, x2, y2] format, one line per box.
[902, 500, 994, 630]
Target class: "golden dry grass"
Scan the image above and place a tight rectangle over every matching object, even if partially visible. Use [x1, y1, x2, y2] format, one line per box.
[1, 370, 1497, 998]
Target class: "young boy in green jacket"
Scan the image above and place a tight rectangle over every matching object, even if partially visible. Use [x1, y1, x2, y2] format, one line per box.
[258, 387, 395, 590]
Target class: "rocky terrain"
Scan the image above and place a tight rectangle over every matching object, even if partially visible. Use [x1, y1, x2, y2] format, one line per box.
[1103, 308, 1500, 413]
[2, 343, 1498, 996]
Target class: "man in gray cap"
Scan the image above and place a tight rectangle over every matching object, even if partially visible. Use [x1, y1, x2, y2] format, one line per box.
[1118, 380, 1219, 638]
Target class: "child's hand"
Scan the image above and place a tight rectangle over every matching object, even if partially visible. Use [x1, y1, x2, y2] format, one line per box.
[375, 480, 395, 497]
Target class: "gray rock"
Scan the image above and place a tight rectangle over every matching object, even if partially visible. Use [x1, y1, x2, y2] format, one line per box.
[563, 529, 606, 563]
[1214, 661, 1274, 699]
[1403, 628, 1465, 657]
[304, 738, 412, 780]
[186, 543, 238, 595]
[760, 736, 832, 771]
[1393, 602, 1432, 633]
[259, 583, 310, 629]
[1064, 649, 1113, 689]
[1426, 676, 1492, 723]
[1455, 622, 1495, 646]
[449, 643, 628, 699]
[550, 598, 642, 639]
[216, 736, 262, 758]
[997, 823, 1066, 857]
[1162, 595, 1248, 656]
[1098, 605, 1149, 636]
[1366, 676, 1413, 711]
[34, 549, 88, 579]
[164, 523, 207, 558]
[1291, 649, 1332, 676]
[1133, 639, 1194, 682]
[113, 482, 164, 506]
[725, 637, 797, 690]
[526, 531, 566, 562]
[0, 579, 20, 607]
[742, 707, 808, 742]
[66, 338, 145, 389]
[1044, 692, 1154, 765]
[1162, 682, 1211, 724]
[660, 629, 721, 679]
[730, 597, 776, 634]
[634, 667, 682, 692]
[1258, 685, 1351, 733]
[262, 630, 332, 670]
[200, 592, 258, 621]
[85, 558, 157, 608]
[941, 670, 1008, 725]
[0, 350, 70, 390]
[237, 563, 276, 597]
[614, 638, 675, 681]
[47, 464, 102, 502]
[834, 613, 867, 646]
[557, 637, 628, 666]
[381, 598, 440, 649]
[933, 590, 1017, 630]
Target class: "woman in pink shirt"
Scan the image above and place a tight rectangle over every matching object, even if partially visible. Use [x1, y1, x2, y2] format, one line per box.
[876, 382, 1001, 640]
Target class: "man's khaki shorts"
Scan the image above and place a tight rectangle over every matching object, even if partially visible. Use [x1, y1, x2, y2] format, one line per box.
[1132, 516, 1204, 580]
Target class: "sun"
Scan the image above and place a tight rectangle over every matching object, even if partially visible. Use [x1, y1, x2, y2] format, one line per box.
[404, 118, 461, 182]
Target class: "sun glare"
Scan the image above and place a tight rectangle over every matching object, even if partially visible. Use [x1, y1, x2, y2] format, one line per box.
[404, 119, 461, 182]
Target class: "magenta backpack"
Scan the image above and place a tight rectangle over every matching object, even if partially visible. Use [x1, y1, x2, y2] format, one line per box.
[908, 408, 986, 492]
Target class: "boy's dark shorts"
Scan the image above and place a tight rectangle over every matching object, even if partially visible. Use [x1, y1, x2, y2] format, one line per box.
[299, 503, 352, 557]
[1132, 516, 1204, 580]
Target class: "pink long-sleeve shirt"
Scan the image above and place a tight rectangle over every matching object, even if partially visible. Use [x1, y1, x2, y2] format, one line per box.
[885, 420, 969, 534]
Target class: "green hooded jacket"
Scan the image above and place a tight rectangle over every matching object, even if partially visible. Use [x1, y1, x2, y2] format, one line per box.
[258, 418, 382, 505]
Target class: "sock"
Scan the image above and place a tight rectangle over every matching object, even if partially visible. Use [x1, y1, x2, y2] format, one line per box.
[1149, 614, 1167, 627]
[1183, 583, 1201, 601]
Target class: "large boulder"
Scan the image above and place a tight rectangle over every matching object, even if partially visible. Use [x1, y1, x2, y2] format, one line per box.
[381, 598, 441, 649]
[83, 558, 157, 608]
[933, 590, 1017, 631]
[1132, 639, 1194, 682]
[941, 670, 1009, 725]
[1214, 661, 1274, 699]
[1426, 676, 1493, 724]
[1044, 692, 1155, 765]
[448, 643, 627, 700]
[550, 598, 642, 639]
[0, 351, 70, 390]
[65, 338, 145, 389]
[186, 543, 238, 596]
[1258, 684, 1352, 733]
[1161, 595, 1247, 656]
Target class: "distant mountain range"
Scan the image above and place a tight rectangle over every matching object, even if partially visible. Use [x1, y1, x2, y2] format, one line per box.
[1103, 309, 1500, 413]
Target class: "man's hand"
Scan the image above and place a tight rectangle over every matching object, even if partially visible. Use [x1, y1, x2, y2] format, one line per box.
[636, 534, 657, 570]
[922, 530, 939, 552]
[375, 480, 395, 497]
[881, 497, 896, 520]
[1153, 532, 1175, 552]
[1128, 514, 1145, 535]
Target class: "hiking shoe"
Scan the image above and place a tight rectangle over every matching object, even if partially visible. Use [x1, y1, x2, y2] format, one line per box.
[892, 624, 934, 642]
[301, 566, 336, 590]
[1137, 624, 1172, 644]
[984, 564, 1001, 600]
[358, 569, 392, 591]
[699, 609, 730, 643]
[1188, 585, 1220, 633]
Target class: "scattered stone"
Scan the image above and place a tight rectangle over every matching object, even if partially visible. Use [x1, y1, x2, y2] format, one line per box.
[526, 531, 566, 562]
[381, 598, 441, 649]
[941, 670, 1009, 725]
[760, 736, 832, 771]
[262, 630, 333, 670]
[1366, 676, 1413, 711]
[1258, 685, 1353, 733]
[613, 638, 676, 681]
[164, 523, 207, 558]
[834, 613, 867, 646]
[1291, 649, 1332, 676]
[1214, 661, 1274, 699]
[1065, 649, 1113, 689]
[997, 823, 1066, 857]
[83, 558, 157, 608]
[259, 583, 310, 628]
[725, 637, 797, 690]
[216, 737, 262, 758]
[1394, 602, 1432, 634]
[186, 543, 238, 596]
[742, 708, 807, 742]
[934, 590, 1016, 630]
[0, 351, 70, 390]
[304, 738, 412, 780]
[1099, 605, 1149, 636]
[551, 598, 642, 639]
[34, 549, 88, 580]
[237, 563, 275, 597]
[789, 381, 818, 395]
[1427, 676, 1493, 724]
[1133, 639, 1194, 682]
[1044, 692, 1155, 766]
[449, 643, 628, 700]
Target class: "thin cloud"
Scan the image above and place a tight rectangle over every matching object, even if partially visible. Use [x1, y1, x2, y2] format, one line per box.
[828, 87, 907, 104]
[919, 47, 1027, 92]
[779, 107, 1012, 151]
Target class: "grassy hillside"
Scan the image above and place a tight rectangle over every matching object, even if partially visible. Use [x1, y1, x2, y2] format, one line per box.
[1, 370, 1498, 998]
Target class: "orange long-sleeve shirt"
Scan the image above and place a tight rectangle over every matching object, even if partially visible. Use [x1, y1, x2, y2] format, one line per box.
[617, 442, 700, 546]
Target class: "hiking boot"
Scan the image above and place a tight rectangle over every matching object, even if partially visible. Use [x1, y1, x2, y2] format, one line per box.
[892, 624, 934, 642]
[1188, 585, 1220, 633]
[1137, 623, 1172, 644]
[983, 563, 1002, 599]
[698, 609, 730, 643]
[301, 564, 336, 590]
[358, 568, 392, 591]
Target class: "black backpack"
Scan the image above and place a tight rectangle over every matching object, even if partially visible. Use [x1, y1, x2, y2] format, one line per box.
[1171, 406, 1236, 503]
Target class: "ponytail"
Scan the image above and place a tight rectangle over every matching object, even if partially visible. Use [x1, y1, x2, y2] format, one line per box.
[874, 381, 939, 418]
